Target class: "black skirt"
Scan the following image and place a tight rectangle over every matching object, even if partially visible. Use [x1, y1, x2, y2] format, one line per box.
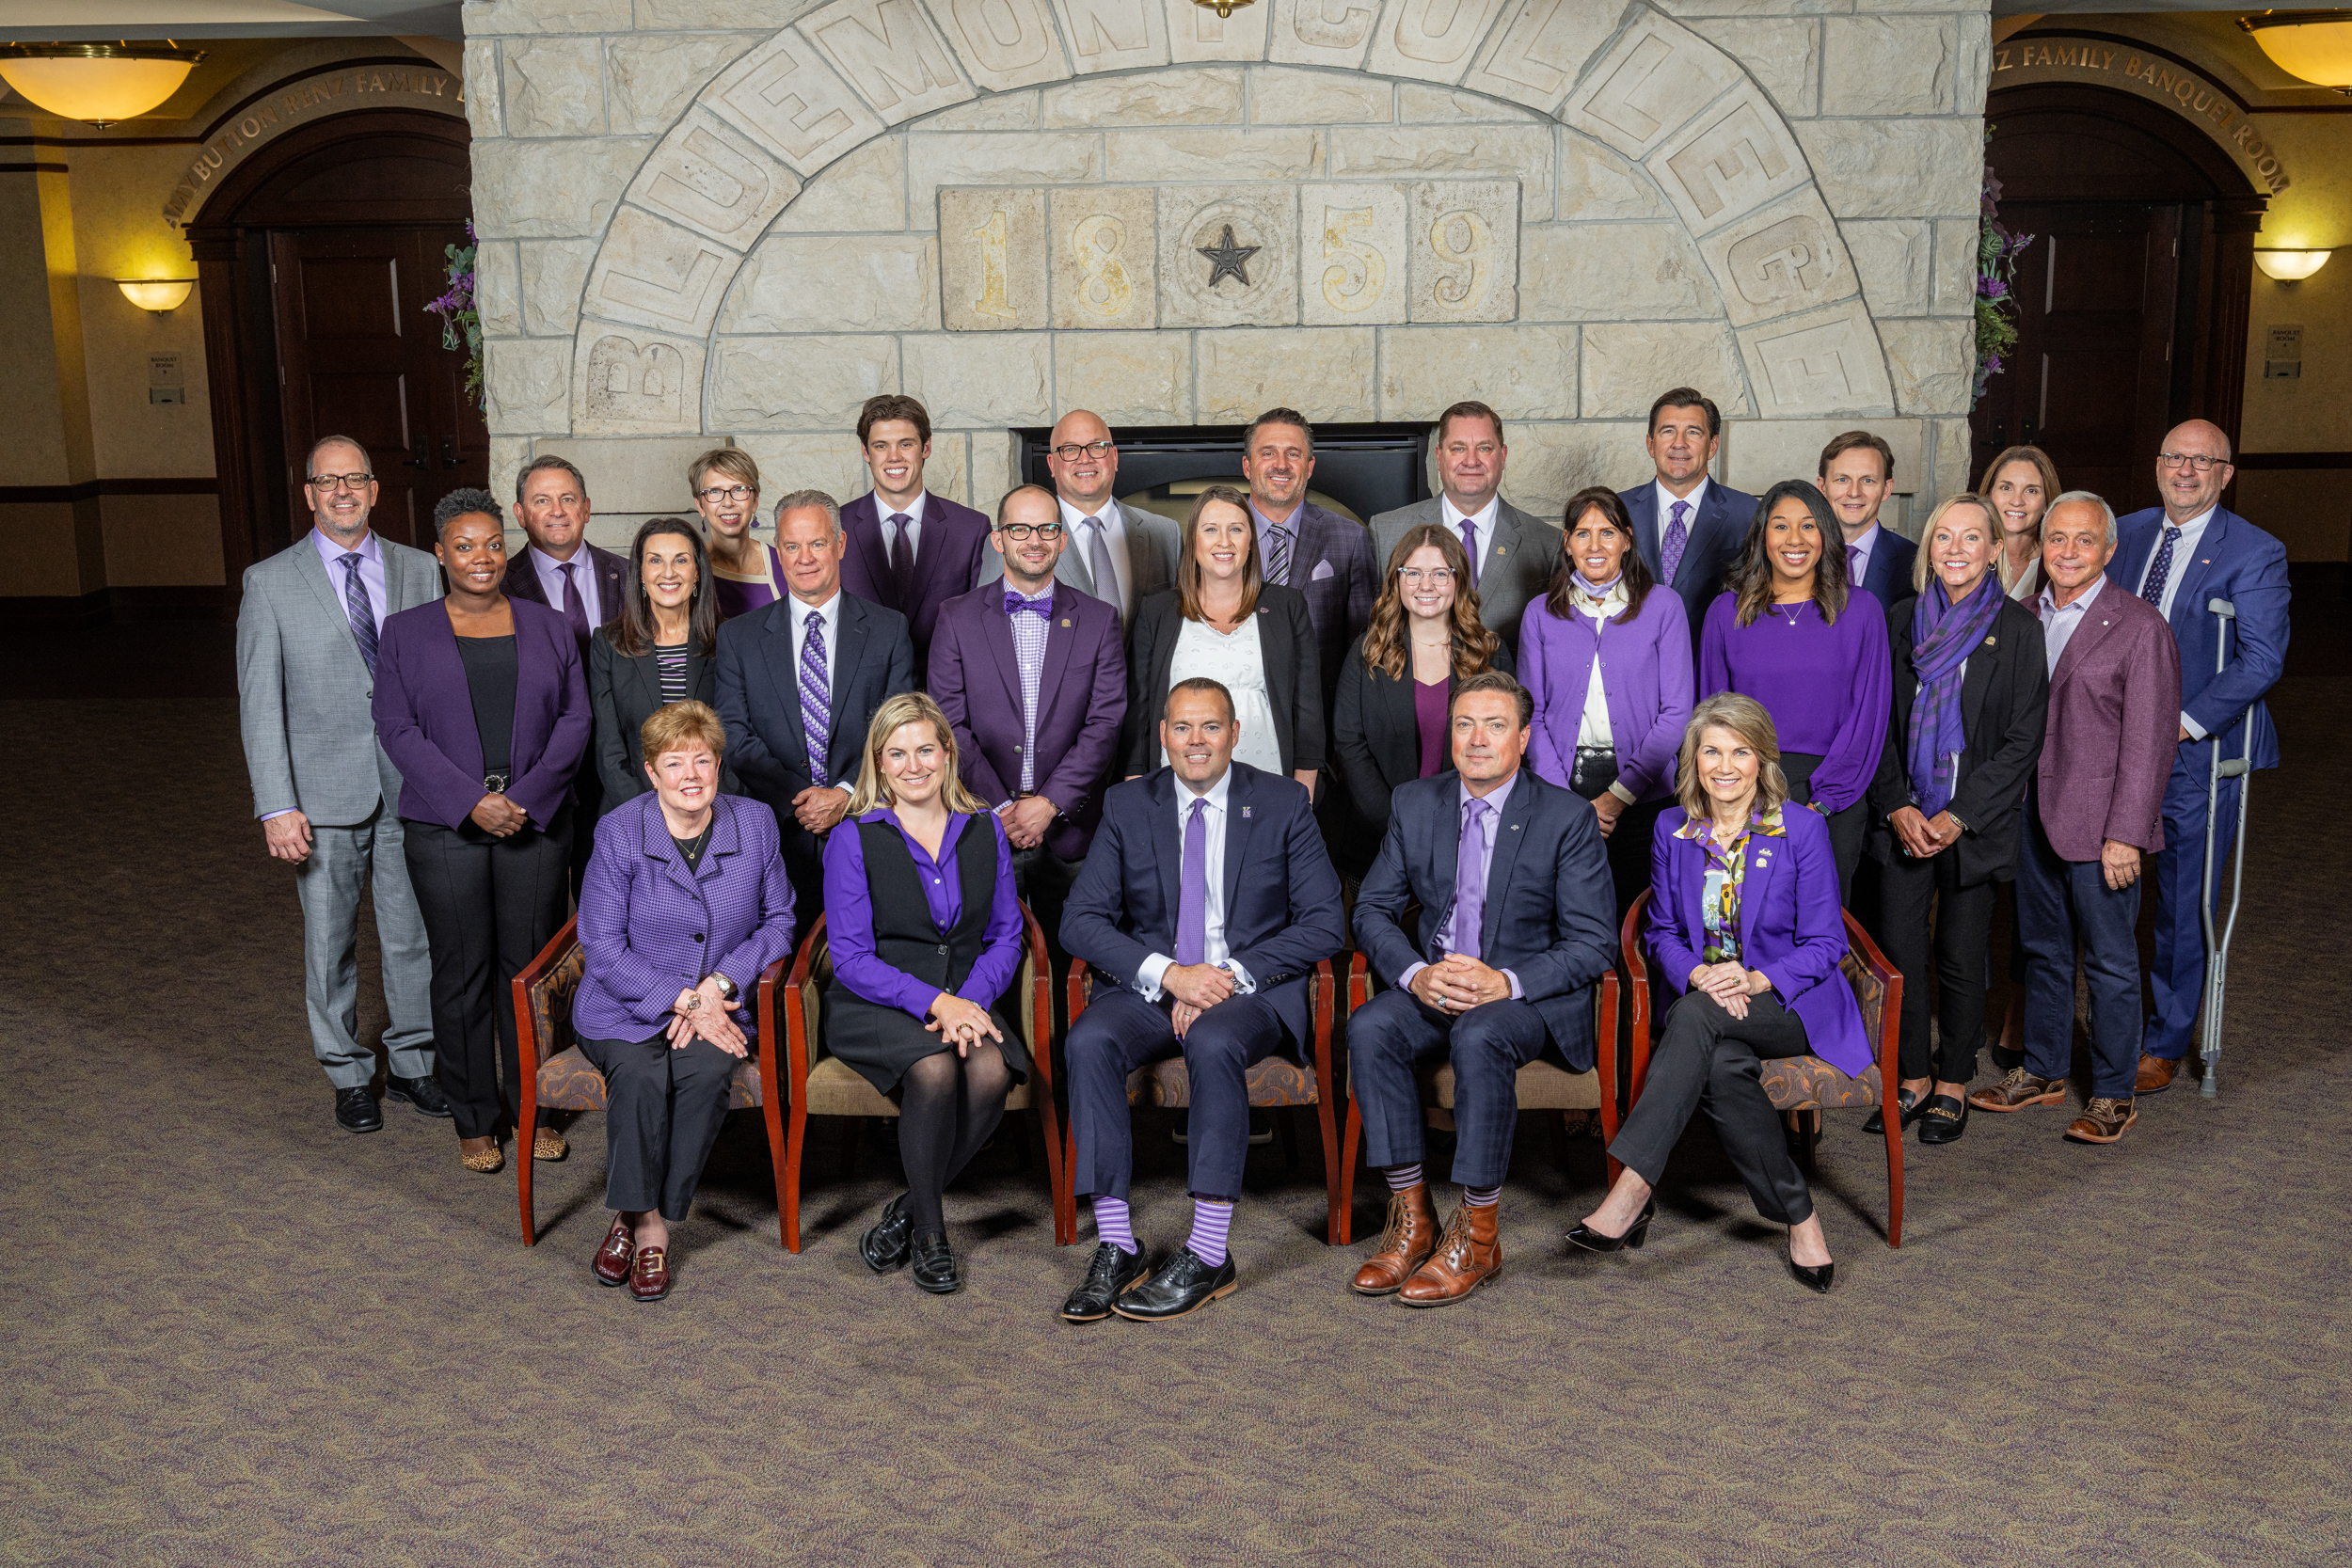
[823, 987, 1032, 1095]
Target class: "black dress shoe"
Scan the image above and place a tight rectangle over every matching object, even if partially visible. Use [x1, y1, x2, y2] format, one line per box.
[385, 1074, 453, 1118]
[1916, 1092, 1970, 1145]
[1111, 1247, 1237, 1320]
[859, 1194, 914, 1274]
[1565, 1198, 1655, 1255]
[1787, 1254, 1836, 1294]
[334, 1086, 382, 1134]
[911, 1230, 961, 1294]
[1058, 1242, 1152, 1323]
[1863, 1086, 1926, 1136]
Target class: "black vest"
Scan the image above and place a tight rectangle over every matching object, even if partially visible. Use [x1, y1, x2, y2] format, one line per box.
[854, 816, 997, 994]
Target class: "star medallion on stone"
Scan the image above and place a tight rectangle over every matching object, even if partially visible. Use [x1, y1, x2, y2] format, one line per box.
[1196, 223, 1260, 289]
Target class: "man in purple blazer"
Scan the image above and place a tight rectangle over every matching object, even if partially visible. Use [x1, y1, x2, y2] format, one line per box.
[1972, 494, 2180, 1146]
[929, 483, 1127, 951]
[837, 394, 990, 678]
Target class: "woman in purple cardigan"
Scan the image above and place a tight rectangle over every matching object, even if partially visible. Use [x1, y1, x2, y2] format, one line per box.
[1519, 486, 1693, 922]
[1569, 694, 1867, 1293]
[571, 701, 797, 1302]
[373, 490, 589, 1174]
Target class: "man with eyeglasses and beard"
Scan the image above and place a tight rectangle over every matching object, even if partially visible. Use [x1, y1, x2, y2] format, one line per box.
[983, 409, 1180, 629]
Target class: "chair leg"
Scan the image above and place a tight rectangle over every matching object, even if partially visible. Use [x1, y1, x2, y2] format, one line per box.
[1313, 1091, 1343, 1245]
[1057, 1119, 1079, 1246]
[517, 1097, 538, 1246]
[1884, 1101, 1906, 1249]
[784, 1101, 807, 1254]
[1335, 1096, 1364, 1246]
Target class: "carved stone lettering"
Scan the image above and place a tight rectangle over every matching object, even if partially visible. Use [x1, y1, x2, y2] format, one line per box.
[1406, 179, 1517, 322]
[1301, 182, 1406, 325]
[1736, 301, 1895, 418]
[1051, 0, 1172, 73]
[1462, 0, 1613, 114]
[1728, 218, 1827, 306]
[1160, 185, 1299, 327]
[1368, 0, 1511, 85]
[924, 0, 1069, 91]
[1561, 14, 1738, 158]
[803, 0, 973, 123]
[580, 331, 703, 434]
[587, 208, 734, 336]
[939, 185, 1047, 330]
[1050, 183, 1156, 329]
[1270, 0, 1379, 67]
[1657, 89, 1805, 233]
[637, 112, 803, 249]
[1697, 190, 1858, 328]
[709, 31, 882, 176]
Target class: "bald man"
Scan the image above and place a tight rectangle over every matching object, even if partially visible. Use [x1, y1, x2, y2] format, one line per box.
[981, 410, 1180, 627]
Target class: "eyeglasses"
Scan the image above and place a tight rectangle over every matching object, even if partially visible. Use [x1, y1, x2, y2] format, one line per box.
[1051, 440, 1115, 461]
[696, 483, 755, 503]
[2156, 451, 2227, 472]
[307, 473, 373, 491]
[999, 522, 1066, 541]
[1397, 567, 1456, 588]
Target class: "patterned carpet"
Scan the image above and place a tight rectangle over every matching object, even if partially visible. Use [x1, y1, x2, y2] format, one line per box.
[3, 676, 2345, 1565]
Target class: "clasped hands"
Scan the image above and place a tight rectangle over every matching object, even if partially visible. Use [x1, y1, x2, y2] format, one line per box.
[995, 794, 1058, 850]
[1409, 956, 1512, 1014]
[1888, 805, 1960, 860]
[926, 991, 1005, 1057]
[1688, 961, 1771, 1020]
[667, 975, 747, 1057]
[1163, 961, 1238, 1038]
[469, 793, 529, 837]
[792, 784, 852, 835]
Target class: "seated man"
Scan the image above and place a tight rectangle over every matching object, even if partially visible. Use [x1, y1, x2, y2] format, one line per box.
[1347, 670, 1615, 1307]
[1057, 678, 1344, 1323]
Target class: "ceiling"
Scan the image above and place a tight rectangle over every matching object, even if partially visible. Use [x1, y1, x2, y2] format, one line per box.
[0, 1, 463, 42]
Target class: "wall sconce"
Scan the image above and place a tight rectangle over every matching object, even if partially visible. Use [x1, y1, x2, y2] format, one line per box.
[2254, 249, 2332, 281]
[118, 278, 197, 313]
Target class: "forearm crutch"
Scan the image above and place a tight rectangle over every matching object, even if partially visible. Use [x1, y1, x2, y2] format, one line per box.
[2198, 596, 2253, 1100]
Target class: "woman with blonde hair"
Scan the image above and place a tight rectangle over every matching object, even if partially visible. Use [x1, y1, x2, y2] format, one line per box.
[821, 691, 1028, 1293]
[1977, 444, 2060, 600]
[688, 447, 783, 620]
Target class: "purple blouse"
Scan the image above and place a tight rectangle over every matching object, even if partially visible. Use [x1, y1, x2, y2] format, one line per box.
[821, 807, 1023, 1020]
[1697, 590, 1892, 814]
[1414, 678, 1449, 778]
[711, 542, 786, 622]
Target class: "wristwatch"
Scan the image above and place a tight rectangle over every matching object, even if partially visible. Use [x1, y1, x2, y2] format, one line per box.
[712, 973, 739, 1003]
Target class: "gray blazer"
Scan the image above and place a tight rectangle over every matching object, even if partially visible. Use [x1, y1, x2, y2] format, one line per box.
[1368, 495, 1562, 648]
[237, 530, 442, 825]
[979, 497, 1180, 626]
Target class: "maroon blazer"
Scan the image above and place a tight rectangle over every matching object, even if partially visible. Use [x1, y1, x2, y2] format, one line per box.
[372, 597, 590, 831]
[839, 490, 990, 674]
[927, 578, 1127, 863]
[2035, 582, 2180, 863]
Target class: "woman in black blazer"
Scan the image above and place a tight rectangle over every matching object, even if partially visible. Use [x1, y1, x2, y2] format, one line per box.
[1122, 485, 1323, 789]
[1865, 494, 2049, 1145]
[588, 518, 736, 813]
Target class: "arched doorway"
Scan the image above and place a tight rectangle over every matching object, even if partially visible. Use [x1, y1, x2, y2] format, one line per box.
[1978, 82, 2264, 512]
[184, 108, 483, 583]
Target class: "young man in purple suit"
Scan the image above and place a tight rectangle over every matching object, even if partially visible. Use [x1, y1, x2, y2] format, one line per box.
[838, 394, 990, 678]
[1619, 388, 1756, 657]
[1971, 494, 2180, 1145]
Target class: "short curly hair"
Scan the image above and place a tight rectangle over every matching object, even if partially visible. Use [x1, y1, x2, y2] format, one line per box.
[433, 486, 504, 539]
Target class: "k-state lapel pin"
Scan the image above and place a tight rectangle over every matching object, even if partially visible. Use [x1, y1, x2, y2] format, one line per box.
[1241, 805, 1252, 817]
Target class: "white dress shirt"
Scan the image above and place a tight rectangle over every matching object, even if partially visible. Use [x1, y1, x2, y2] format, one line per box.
[874, 490, 929, 562]
[1136, 766, 1257, 1001]
[1445, 494, 1502, 583]
[2135, 506, 2213, 621]
[1652, 477, 1710, 544]
[1165, 616, 1282, 777]
[2037, 572, 2106, 676]
[528, 543, 605, 626]
[787, 587, 844, 687]
[1059, 495, 1135, 617]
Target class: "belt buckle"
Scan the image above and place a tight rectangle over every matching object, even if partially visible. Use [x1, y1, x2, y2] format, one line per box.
[485, 773, 510, 794]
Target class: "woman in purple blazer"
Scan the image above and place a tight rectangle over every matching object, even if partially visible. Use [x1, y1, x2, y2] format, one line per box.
[1519, 486, 1693, 922]
[571, 701, 797, 1302]
[373, 489, 589, 1174]
[1569, 694, 1866, 1293]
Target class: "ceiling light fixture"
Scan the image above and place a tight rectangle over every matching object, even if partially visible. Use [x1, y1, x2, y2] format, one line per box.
[1189, 0, 1255, 18]
[2239, 11, 2352, 94]
[0, 42, 206, 128]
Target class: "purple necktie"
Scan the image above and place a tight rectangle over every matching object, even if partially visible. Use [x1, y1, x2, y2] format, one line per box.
[559, 561, 591, 647]
[2140, 524, 2183, 611]
[1458, 517, 1479, 587]
[799, 610, 832, 786]
[1846, 543, 1861, 582]
[1448, 796, 1491, 961]
[339, 552, 378, 677]
[886, 513, 917, 606]
[1661, 500, 1689, 586]
[1175, 797, 1208, 966]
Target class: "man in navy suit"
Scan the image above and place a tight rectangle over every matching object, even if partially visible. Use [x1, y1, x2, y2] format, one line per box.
[2105, 420, 2290, 1095]
[1346, 671, 1615, 1307]
[1819, 429, 1916, 606]
[837, 394, 990, 676]
[715, 488, 916, 920]
[1056, 678, 1344, 1324]
[1241, 407, 1375, 710]
[1620, 387, 1756, 653]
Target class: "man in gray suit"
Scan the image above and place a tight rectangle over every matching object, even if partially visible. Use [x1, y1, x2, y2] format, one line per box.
[236, 435, 448, 1134]
[982, 408, 1179, 628]
[1370, 401, 1562, 648]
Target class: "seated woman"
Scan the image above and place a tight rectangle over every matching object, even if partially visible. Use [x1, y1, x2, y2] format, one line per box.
[569, 701, 797, 1301]
[825, 692, 1029, 1296]
[1570, 694, 1869, 1293]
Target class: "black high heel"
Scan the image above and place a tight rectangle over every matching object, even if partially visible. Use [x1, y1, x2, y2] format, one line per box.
[1786, 1253, 1835, 1294]
[1565, 1198, 1656, 1254]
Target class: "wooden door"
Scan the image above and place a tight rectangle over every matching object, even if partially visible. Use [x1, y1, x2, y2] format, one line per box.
[271, 226, 488, 550]
[1971, 202, 2181, 515]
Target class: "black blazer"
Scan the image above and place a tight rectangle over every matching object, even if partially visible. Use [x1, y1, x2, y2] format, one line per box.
[586, 626, 738, 813]
[1865, 593, 2050, 885]
[1120, 584, 1325, 779]
[1330, 632, 1516, 836]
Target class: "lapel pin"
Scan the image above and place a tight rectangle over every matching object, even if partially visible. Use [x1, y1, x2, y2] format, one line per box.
[1983, 635, 1997, 646]
[1241, 805, 1252, 818]
[1060, 618, 1071, 627]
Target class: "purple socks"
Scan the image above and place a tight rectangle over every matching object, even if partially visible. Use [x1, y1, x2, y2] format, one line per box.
[1186, 1199, 1234, 1267]
[1383, 1163, 1424, 1194]
[1092, 1196, 1138, 1256]
[1463, 1184, 1501, 1209]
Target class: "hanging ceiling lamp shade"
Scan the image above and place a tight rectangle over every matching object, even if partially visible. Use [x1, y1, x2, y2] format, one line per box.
[2239, 11, 2352, 94]
[0, 43, 205, 127]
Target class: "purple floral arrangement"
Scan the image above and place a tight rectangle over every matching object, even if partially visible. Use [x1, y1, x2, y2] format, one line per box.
[1975, 150, 2033, 407]
[424, 222, 484, 411]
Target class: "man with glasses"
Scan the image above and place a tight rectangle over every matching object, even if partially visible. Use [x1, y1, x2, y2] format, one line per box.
[2105, 420, 2290, 1098]
[1370, 401, 1561, 645]
[236, 436, 449, 1134]
[983, 409, 1179, 628]
[838, 394, 990, 674]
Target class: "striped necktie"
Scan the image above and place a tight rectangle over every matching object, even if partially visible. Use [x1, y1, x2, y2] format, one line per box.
[800, 610, 832, 786]
[339, 552, 378, 676]
[1263, 522, 1293, 587]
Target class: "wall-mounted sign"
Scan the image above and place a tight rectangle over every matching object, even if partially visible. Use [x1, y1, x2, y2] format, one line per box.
[2264, 323, 2304, 380]
[1991, 36, 2289, 195]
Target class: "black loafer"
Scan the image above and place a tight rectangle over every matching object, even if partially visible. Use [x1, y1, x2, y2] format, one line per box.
[1059, 1242, 1152, 1323]
[1916, 1092, 1970, 1145]
[911, 1230, 961, 1294]
[385, 1074, 453, 1118]
[1110, 1246, 1237, 1321]
[334, 1086, 382, 1134]
[1862, 1086, 1926, 1136]
[1788, 1254, 1836, 1294]
[859, 1194, 914, 1274]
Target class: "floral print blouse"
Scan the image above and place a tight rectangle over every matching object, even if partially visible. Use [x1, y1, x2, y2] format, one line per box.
[1673, 806, 1788, 966]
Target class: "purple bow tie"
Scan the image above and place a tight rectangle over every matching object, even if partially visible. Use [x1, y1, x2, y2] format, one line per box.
[1004, 590, 1052, 618]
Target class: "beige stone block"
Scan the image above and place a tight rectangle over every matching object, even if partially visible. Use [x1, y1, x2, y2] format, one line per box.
[710, 335, 897, 429]
[1520, 222, 1713, 323]
[722, 234, 940, 332]
[1399, 83, 1538, 121]
[476, 241, 522, 338]
[1462, 0, 1618, 116]
[1564, 12, 1736, 157]
[1049, 0, 1174, 77]
[802, 0, 977, 125]
[1880, 317, 1975, 417]
[1378, 324, 1577, 420]
[904, 332, 1055, 426]
[582, 206, 739, 338]
[578, 327, 709, 436]
[972, 430, 1020, 513]
[1582, 323, 1748, 419]
[464, 0, 634, 37]
[471, 135, 656, 239]
[1167, 0, 1271, 61]
[463, 40, 502, 137]
[730, 432, 868, 501]
[1160, 185, 1301, 328]
[1694, 188, 1856, 328]
[1254, 65, 1392, 124]
[1301, 183, 1407, 326]
[1733, 300, 1896, 419]
[486, 337, 572, 434]
[1266, 0, 1382, 70]
[630, 109, 805, 250]
[502, 38, 605, 139]
[520, 239, 599, 336]
[1045, 67, 1241, 127]
[919, 92, 1039, 130]
[1048, 185, 1158, 330]
[533, 436, 739, 513]
[1053, 331, 1191, 423]
[1330, 124, 1550, 214]
[1366, 0, 1514, 87]
[607, 33, 764, 135]
[1844, 219, 1930, 319]
[1493, 420, 1651, 519]
[770, 135, 905, 231]
[490, 436, 531, 515]
[1406, 179, 1518, 324]
[1717, 416, 1924, 497]
[1197, 328, 1378, 422]
[1931, 217, 1977, 318]
[938, 185, 1049, 331]
[636, 0, 831, 22]
[707, 28, 886, 177]
[1104, 127, 1323, 182]
[1703, 18, 1818, 118]
[1657, 0, 1856, 14]
[1793, 119, 1981, 221]
[1649, 82, 1810, 239]
[919, 0, 1071, 92]
[1556, 132, 1671, 221]
[1929, 416, 1973, 502]
[908, 132, 1102, 218]
[1820, 17, 1960, 119]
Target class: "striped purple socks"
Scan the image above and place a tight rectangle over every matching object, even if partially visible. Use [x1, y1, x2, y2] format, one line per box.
[1185, 1199, 1234, 1267]
[1383, 1163, 1424, 1194]
[1092, 1196, 1138, 1256]
[1464, 1184, 1501, 1209]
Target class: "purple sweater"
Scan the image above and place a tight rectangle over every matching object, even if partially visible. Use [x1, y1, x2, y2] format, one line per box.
[1698, 590, 1892, 814]
[822, 807, 1023, 1018]
[1518, 587, 1693, 801]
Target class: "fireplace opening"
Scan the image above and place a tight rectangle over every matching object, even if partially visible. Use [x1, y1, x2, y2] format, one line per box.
[1012, 421, 1432, 528]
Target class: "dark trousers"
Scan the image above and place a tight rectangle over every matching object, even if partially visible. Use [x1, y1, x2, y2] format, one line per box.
[1010, 842, 1082, 962]
[1599, 799, 1665, 940]
[1348, 988, 1551, 1189]
[2016, 789, 2142, 1099]
[2145, 762, 2243, 1061]
[402, 808, 574, 1139]
[1782, 751, 1867, 905]
[1609, 989, 1815, 1225]
[577, 1033, 737, 1221]
[1877, 844, 1997, 1084]
[1069, 987, 1293, 1202]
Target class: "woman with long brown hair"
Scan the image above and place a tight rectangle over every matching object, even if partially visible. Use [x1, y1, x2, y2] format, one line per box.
[587, 517, 731, 815]
[1978, 443, 2061, 601]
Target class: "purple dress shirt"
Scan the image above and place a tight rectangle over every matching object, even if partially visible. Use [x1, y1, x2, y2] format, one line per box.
[823, 807, 1023, 1019]
[528, 545, 606, 628]
[1698, 590, 1892, 814]
[313, 528, 389, 637]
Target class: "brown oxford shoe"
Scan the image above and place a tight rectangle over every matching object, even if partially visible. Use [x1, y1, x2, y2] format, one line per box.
[1968, 1068, 2068, 1113]
[1397, 1203, 1502, 1308]
[593, 1215, 634, 1287]
[630, 1245, 672, 1302]
[2064, 1096, 2138, 1145]
[1351, 1182, 1440, 1296]
[2136, 1053, 2182, 1095]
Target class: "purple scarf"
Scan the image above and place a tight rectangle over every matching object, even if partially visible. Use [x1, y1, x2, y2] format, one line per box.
[1906, 571, 2003, 817]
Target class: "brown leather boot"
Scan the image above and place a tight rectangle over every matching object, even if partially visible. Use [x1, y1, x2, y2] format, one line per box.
[1398, 1202, 1502, 1307]
[1350, 1182, 1439, 1296]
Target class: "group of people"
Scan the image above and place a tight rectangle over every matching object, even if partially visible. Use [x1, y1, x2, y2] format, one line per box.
[237, 384, 2287, 1308]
